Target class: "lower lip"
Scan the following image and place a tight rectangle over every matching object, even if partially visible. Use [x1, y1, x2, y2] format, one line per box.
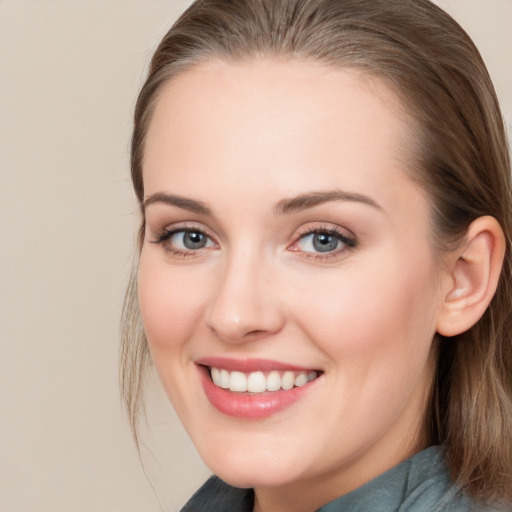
[199, 366, 318, 419]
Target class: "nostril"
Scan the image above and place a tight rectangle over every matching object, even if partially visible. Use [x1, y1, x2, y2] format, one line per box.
[204, 278, 286, 343]
[208, 327, 266, 344]
[245, 329, 268, 339]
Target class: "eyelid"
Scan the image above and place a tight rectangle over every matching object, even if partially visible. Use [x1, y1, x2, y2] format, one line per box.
[288, 223, 358, 259]
[150, 221, 216, 241]
[149, 222, 219, 257]
[148, 220, 357, 260]
[293, 221, 355, 238]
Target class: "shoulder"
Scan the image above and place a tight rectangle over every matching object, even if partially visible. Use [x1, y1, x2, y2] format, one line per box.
[320, 446, 510, 512]
[395, 447, 510, 512]
[180, 475, 254, 512]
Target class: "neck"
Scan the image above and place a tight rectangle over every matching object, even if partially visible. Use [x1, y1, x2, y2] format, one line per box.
[252, 433, 425, 512]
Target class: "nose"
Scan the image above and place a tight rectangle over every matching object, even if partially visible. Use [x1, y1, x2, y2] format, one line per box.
[204, 250, 286, 344]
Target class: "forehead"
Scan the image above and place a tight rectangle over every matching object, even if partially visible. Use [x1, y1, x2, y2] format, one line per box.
[143, 59, 422, 215]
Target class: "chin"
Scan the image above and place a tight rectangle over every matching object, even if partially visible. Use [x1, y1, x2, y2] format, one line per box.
[213, 464, 299, 489]
[199, 442, 308, 489]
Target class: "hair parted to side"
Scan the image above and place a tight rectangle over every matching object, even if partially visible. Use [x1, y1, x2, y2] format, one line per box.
[121, 0, 512, 502]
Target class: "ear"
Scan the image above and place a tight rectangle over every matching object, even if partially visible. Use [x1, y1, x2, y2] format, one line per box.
[436, 216, 506, 337]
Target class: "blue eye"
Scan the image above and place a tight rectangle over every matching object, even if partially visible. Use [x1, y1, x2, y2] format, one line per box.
[170, 230, 211, 250]
[296, 230, 355, 254]
[152, 228, 215, 254]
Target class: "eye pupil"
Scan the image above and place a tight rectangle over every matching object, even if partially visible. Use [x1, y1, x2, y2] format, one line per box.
[313, 233, 339, 253]
[183, 231, 206, 249]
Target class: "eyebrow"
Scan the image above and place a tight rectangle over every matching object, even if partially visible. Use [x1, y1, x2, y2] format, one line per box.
[273, 190, 382, 215]
[143, 189, 382, 216]
[143, 192, 212, 215]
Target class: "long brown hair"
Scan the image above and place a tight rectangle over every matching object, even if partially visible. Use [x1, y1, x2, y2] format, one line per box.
[121, 0, 512, 502]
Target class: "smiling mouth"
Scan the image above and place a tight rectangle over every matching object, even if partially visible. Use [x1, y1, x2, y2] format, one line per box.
[207, 366, 321, 394]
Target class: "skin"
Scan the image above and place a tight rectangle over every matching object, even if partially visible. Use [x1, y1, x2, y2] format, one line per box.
[138, 59, 452, 512]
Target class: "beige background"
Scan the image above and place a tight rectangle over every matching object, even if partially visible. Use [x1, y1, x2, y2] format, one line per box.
[0, 1, 510, 511]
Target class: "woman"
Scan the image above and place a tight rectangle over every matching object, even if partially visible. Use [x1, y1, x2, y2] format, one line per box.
[121, 0, 512, 510]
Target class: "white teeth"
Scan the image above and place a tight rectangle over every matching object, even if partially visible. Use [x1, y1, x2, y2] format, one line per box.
[247, 371, 266, 393]
[219, 369, 230, 389]
[229, 371, 247, 392]
[211, 367, 221, 386]
[294, 372, 308, 387]
[266, 371, 281, 391]
[281, 371, 295, 390]
[210, 367, 318, 393]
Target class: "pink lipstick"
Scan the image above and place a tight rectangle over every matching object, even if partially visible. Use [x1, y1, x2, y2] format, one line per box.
[196, 358, 321, 419]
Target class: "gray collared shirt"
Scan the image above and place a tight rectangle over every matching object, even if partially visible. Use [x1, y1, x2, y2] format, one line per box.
[181, 446, 510, 511]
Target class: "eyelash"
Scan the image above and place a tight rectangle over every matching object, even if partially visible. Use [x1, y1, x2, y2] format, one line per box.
[150, 224, 217, 258]
[150, 224, 357, 260]
[291, 225, 357, 261]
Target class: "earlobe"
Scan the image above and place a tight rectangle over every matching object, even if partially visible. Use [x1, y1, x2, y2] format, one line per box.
[436, 216, 505, 337]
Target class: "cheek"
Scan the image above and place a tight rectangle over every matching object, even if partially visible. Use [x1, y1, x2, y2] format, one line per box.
[137, 254, 206, 356]
[137, 254, 214, 414]
[288, 251, 439, 371]
[285, 255, 439, 443]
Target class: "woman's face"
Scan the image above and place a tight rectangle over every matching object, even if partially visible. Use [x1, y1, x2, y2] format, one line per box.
[138, 60, 447, 499]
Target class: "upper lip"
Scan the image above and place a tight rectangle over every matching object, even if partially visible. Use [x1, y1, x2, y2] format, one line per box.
[195, 357, 318, 373]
